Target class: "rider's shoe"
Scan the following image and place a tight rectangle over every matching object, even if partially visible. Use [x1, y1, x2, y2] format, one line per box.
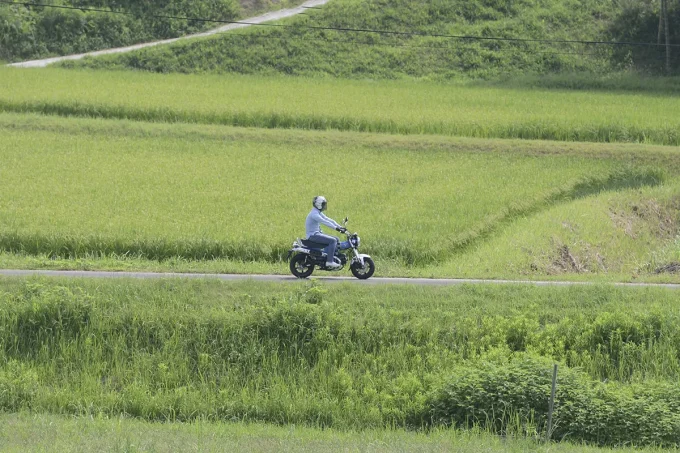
[325, 261, 342, 270]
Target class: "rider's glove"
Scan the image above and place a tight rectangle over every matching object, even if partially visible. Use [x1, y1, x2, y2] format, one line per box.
[336, 227, 347, 233]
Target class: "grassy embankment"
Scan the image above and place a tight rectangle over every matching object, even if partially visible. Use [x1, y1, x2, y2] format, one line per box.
[60, 0, 617, 79]
[1, 278, 680, 447]
[2, 68, 679, 145]
[1, 111, 679, 279]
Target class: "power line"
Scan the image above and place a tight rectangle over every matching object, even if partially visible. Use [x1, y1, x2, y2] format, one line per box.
[2, 0, 680, 49]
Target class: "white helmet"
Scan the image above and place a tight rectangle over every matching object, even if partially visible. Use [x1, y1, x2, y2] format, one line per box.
[313, 195, 327, 211]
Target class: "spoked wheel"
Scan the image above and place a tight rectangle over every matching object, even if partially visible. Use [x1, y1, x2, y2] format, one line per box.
[290, 253, 315, 278]
[350, 257, 375, 280]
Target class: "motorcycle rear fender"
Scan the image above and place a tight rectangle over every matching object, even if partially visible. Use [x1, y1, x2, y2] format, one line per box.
[287, 246, 311, 261]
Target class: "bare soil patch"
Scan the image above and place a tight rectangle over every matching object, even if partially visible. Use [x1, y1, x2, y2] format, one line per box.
[529, 236, 606, 275]
[610, 197, 680, 240]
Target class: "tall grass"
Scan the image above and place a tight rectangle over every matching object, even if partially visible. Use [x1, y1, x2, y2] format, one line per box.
[1, 278, 680, 446]
[2, 68, 680, 145]
[2, 113, 668, 266]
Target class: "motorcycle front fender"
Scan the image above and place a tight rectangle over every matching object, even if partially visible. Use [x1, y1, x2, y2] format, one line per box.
[351, 253, 371, 266]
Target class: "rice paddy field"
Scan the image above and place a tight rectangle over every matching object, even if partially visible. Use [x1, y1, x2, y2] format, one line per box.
[2, 68, 680, 144]
[1, 111, 679, 280]
[2, 66, 680, 449]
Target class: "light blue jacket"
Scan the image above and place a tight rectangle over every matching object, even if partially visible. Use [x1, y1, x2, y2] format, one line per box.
[306, 208, 341, 238]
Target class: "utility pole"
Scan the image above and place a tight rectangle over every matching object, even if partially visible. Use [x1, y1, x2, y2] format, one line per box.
[659, 0, 664, 44]
[660, 0, 672, 74]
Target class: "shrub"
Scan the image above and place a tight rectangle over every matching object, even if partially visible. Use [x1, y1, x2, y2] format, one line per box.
[428, 355, 680, 446]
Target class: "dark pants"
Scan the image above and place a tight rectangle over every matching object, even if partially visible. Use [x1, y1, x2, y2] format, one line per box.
[308, 233, 339, 263]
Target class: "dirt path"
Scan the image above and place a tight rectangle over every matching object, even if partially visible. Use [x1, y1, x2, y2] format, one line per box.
[8, 0, 330, 68]
[1, 269, 679, 289]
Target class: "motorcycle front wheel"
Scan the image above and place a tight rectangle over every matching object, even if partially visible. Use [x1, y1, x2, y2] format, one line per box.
[290, 253, 315, 278]
[350, 257, 375, 280]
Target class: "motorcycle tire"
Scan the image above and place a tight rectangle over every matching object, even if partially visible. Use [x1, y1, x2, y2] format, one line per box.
[350, 257, 375, 280]
[290, 253, 315, 278]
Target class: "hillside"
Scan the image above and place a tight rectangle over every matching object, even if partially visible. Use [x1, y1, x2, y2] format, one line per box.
[61, 0, 678, 78]
[0, 0, 304, 63]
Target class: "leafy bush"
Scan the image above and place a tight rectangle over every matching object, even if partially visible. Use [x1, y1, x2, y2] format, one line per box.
[429, 356, 680, 446]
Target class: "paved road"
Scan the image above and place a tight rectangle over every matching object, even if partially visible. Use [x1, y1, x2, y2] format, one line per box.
[8, 0, 330, 68]
[1, 269, 679, 288]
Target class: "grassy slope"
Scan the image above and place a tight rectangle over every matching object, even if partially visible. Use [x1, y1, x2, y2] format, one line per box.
[1, 278, 680, 445]
[2, 68, 680, 145]
[0, 413, 665, 453]
[1, 112, 678, 277]
[62, 0, 616, 79]
[434, 181, 680, 280]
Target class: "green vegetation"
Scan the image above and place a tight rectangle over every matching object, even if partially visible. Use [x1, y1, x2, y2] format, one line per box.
[435, 181, 680, 279]
[0, 0, 240, 63]
[480, 72, 680, 94]
[2, 112, 679, 277]
[5, 413, 671, 453]
[4, 0, 679, 79]
[1, 278, 680, 447]
[0, 0, 309, 64]
[1, 70, 680, 280]
[60, 0, 659, 78]
[0, 413, 672, 453]
[608, 0, 680, 74]
[3, 68, 680, 145]
[3, 1, 680, 449]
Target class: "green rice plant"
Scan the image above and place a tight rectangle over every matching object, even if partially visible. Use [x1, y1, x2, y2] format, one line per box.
[2, 112, 670, 267]
[2, 68, 680, 145]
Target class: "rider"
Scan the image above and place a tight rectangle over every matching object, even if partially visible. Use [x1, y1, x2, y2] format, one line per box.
[306, 196, 347, 269]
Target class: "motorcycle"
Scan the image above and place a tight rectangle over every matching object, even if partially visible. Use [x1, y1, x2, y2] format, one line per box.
[287, 217, 375, 280]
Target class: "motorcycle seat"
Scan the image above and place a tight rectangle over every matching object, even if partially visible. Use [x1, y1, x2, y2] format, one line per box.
[301, 239, 327, 249]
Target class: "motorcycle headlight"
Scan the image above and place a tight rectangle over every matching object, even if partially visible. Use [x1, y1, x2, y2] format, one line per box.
[351, 235, 360, 247]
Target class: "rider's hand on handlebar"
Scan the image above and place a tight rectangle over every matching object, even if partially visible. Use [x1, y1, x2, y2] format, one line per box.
[336, 227, 348, 233]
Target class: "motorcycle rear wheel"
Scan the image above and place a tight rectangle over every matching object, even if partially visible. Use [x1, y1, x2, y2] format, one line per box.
[350, 257, 375, 280]
[290, 253, 315, 278]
